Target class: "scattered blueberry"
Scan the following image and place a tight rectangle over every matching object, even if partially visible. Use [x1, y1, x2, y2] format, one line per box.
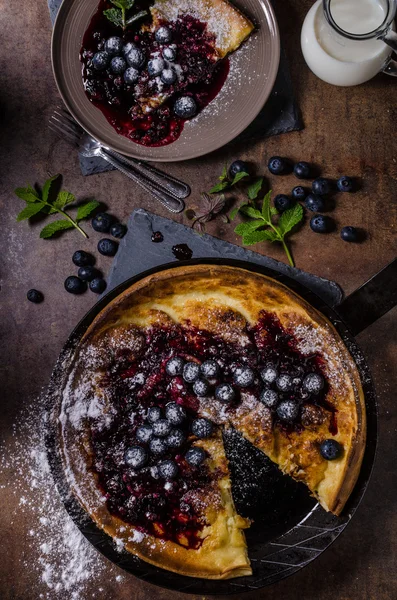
[161, 67, 177, 85]
[147, 406, 162, 424]
[229, 160, 249, 179]
[72, 250, 95, 267]
[276, 400, 299, 422]
[193, 378, 211, 397]
[259, 388, 279, 409]
[92, 51, 110, 71]
[268, 156, 289, 175]
[233, 365, 255, 388]
[110, 223, 127, 239]
[158, 459, 179, 480]
[122, 42, 136, 56]
[124, 446, 148, 468]
[129, 372, 145, 388]
[294, 161, 312, 179]
[27, 289, 44, 303]
[185, 447, 206, 467]
[200, 359, 219, 379]
[147, 57, 165, 77]
[110, 56, 127, 74]
[151, 231, 164, 243]
[105, 36, 123, 56]
[124, 67, 140, 84]
[276, 374, 293, 392]
[98, 238, 118, 256]
[183, 362, 201, 383]
[149, 437, 167, 456]
[165, 402, 186, 426]
[64, 276, 87, 295]
[90, 278, 107, 294]
[310, 215, 335, 234]
[77, 266, 99, 282]
[260, 364, 278, 385]
[305, 193, 326, 212]
[165, 428, 186, 448]
[341, 226, 360, 243]
[162, 45, 176, 61]
[292, 186, 307, 201]
[126, 47, 145, 68]
[165, 356, 184, 376]
[135, 424, 153, 444]
[303, 373, 324, 394]
[274, 194, 294, 213]
[320, 439, 343, 460]
[155, 26, 173, 43]
[215, 383, 235, 403]
[173, 96, 197, 118]
[152, 419, 172, 438]
[92, 212, 113, 233]
[337, 176, 354, 193]
[312, 177, 331, 195]
[191, 418, 214, 439]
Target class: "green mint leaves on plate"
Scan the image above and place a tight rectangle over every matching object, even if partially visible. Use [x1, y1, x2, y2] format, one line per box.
[15, 174, 99, 239]
[104, 0, 147, 30]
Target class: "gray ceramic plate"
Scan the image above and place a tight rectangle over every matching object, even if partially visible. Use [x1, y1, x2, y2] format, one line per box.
[51, 0, 280, 162]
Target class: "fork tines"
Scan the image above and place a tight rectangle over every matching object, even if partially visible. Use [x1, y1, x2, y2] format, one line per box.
[49, 108, 84, 147]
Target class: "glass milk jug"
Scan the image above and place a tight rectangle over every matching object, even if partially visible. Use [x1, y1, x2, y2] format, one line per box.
[301, 0, 397, 86]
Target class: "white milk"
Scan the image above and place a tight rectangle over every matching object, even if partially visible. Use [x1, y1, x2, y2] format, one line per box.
[301, 0, 391, 86]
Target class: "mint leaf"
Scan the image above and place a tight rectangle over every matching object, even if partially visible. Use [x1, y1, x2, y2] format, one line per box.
[229, 202, 248, 221]
[270, 206, 279, 216]
[278, 204, 304, 235]
[261, 191, 272, 221]
[240, 205, 262, 220]
[42, 174, 60, 203]
[104, 7, 123, 27]
[231, 171, 249, 186]
[53, 191, 75, 210]
[126, 9, 147, 24]
[16, 202, 46, 221]
[39, 220, 74, 239]
[234, 220, 264, 236]
[242, 230, 277, 246]
[15, 186, 40, 203]
[209, 181, 229, 194]
[247, 178, 264, 200]
[219, 164, 228, 182]
[76, 200, 100, 221]
[111, 0, 134, 8]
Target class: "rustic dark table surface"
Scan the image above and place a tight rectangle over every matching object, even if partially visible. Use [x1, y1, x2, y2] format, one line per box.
[1, 0, 396, 599]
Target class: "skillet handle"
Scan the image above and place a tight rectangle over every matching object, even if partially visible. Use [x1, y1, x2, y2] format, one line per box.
[335, 258, 397, 336]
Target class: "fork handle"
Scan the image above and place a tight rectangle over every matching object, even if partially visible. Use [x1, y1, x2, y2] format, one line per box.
[105, 147, 191, 200]
[99, 149, 185, 214]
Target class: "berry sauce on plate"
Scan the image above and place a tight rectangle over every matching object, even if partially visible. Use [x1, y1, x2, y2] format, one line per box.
[80, 0, 230, 147]
[89, 311, 336, 549]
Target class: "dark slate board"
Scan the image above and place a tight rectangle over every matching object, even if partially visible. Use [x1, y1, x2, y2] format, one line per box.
[48, 0, 302, 176]
[106, 209, 342, 307]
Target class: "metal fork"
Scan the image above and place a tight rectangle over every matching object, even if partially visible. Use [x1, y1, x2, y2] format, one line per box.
[49, 109, 189, 213]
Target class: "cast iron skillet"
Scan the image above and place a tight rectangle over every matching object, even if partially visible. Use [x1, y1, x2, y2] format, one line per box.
[46, 258, 397, 595]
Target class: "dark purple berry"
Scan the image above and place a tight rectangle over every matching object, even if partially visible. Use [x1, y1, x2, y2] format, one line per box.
[105, 36, 123, 56]
[147, 57, 165, 77]
[110, 223, 127, 239]
[200, 360, 219, 379]
[98, 238, 118, 256]
[92, 51, 110, 70]
[193, 378, 211, 397]
[337, 176, 354, 193]
[274, 194, 294, 212]
[124, 446, 148, 468]
[27, 289, 44, 303]
[303, 373, 324, 394]
[77, 266, 99, 282]
[135, 425, 153, 444]
[147, 406, 162, 424]
[90, 278, 107, 294]
[151, 231, 163, 243]
[149, 437, 167, 456]
[229, 160, 249, 179]
[292, 186, 307, 201]
[158, 459, 178, 480]
[185, 447, 206, 467]
[259, 388, 279, 409]
[155, 26, 172, 43]
[126, 47, 145, 69]
[305, 193, 326, 212]
[92, 213, 113, 233]
[191, 418, 214, 439]
[124, 67, 140, 84]
[341, 226, 360, 243]
[260, 364, 278, 385]
[72, 250, 95, 267]
[276, 374, 293, 392]
[276, 400, 299, 422]
[182, 362, 200, 383]
[161, 67, 177, 85]
[152, 419, 172, 438]
[312, 178, 331, 195]
[233, 365, 255, 388]
[268, 156, 289, 175]
[320, 439, 343, 460]
[165, 429, 185, 448]
[110, 56, 127, 74]
[64, 276, 87, 295]
[310, 215, 335, 234]
[294, 161, 312, 179]
[165, 402, 186, 426]
[165, 356, 184, 376]
[215, 383, 235, 403]
[174, 96, 197, 118]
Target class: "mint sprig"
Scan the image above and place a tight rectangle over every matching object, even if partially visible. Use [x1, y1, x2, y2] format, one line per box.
[209, 165, 250, 194]
[104, 0, 147, 30]
[15, 175, 100, 239]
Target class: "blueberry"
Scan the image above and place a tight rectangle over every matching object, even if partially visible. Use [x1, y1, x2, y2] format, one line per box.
[320, 439, 343, 460]
[77, 266, 99, 282]
[185, 447, 206, 467]
[274, 194, 294, 213]
[92, 51, 110, 70]
[233, 365, 255, 388]
[147, 57, 165, 77]
[292, 186, 307, 201]
[27, 289, 44, 303]
[110, 223, 127, 239]
[72, 250, 95, 267]
[124, 446, 148, 468]
[64, 276, 87, 295]
[110, 56, 127, 74]
[312, 178, 331, 195]
[90, 278, 107, 294]
[105, 36, 123, 56]
[135, 424, 153, 444]
[165, 356, 184, 376]
[276, 400, 299, 422]
[183, 362, 200, 383]
[174, 96, 197, 118]
[92, 212, 113, 233]
[268, 156, 289, 175]
[305, 193, 326, 212]
[126, 47, 145, 68]
[229, 160, 249, 179]
[147, 406, 162, 423]
[165, 402, 186, 425]
[98, 238, 118, 256]
[259, 388, 279, 409]
[158, 459, 178, 480]
[310, 215, 335, 234]
[341, 226, 360, 243]
[303, 373, 324, 394]
[165, 428, 186, 448]
[124, 67, 140, 84]
[129, 372, 145, 388]
[294, 161, 312, 179]
[200, 359, 219, 379]
[151, 231, 164, 243]
[191, 418, 214, 439]
[193, 378, 211, 397]
[337, 176, 354, 193]
[215, 383, 235, 403]
[162, 45, 176, 61]
[122, 42, 136, 56]
[260, 364, 278, 385]
[276, 374, 293, 392]
[161, 67, 177, 85]
[152, 419, 172, 438]
[149, 437, 167, 455]
[155, 26, 173, 43]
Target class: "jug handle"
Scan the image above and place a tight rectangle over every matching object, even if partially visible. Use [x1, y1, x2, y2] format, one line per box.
[379, 28, 397, 75]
